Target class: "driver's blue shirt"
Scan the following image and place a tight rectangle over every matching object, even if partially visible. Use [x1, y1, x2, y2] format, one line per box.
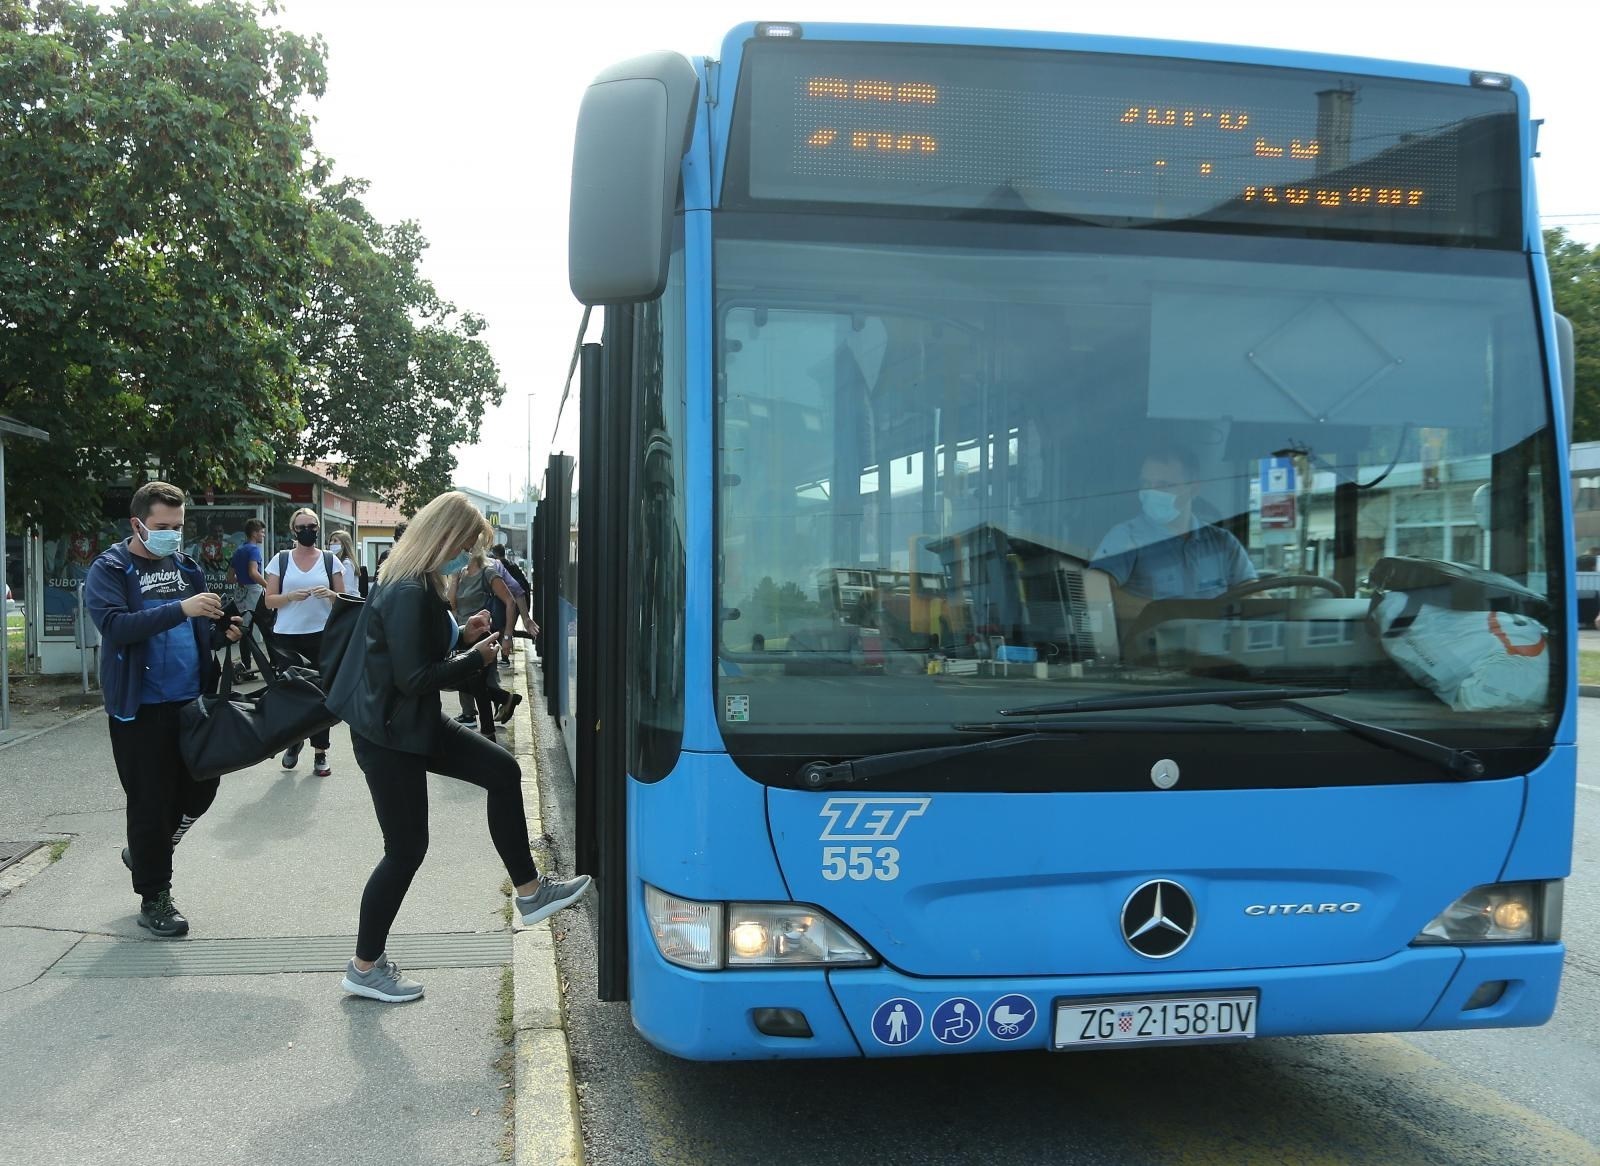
[1091, 514, 1257, 599]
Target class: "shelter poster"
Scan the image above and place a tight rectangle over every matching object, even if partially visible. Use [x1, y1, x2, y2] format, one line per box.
[40, 505, 262, 640]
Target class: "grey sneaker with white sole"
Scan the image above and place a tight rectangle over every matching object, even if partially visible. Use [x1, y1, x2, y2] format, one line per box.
[341, 954, 423, 1003]
[516, 873, 593, 925]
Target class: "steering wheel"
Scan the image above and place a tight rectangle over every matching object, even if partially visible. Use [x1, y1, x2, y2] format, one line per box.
[1217, 574, 1346, 600]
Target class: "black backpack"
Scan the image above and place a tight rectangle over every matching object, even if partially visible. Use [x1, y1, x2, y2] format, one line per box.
[498, 556, 530, 595]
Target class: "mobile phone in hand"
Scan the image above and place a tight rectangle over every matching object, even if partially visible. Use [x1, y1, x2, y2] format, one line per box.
[213, 598, 240, 631]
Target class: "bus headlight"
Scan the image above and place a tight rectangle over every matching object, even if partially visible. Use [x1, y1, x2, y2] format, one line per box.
[1412, 881, 1563, 945]
[645, 885, 722, 969]
[724, 903, 876, 968]
[645, 885, 877, 970]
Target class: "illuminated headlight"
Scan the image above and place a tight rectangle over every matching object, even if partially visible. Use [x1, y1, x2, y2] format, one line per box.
[1413, 881, 1563, 945]
[645, 885, 876, 970]
[724, 903, 875, 968]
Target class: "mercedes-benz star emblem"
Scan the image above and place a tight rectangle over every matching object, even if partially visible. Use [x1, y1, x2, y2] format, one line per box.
[1121, 879, 1197, 959]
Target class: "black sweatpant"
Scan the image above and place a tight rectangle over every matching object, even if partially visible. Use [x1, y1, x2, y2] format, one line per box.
[351, 714, 539, 961]
[107, 701, 220, 899]
[273, 630, 331, 750]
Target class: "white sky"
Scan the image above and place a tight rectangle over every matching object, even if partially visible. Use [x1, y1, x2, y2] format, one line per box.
[273, 0, 1600, 499]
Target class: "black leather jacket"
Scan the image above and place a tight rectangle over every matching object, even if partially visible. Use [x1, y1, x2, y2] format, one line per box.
[327, 577, 485, 754]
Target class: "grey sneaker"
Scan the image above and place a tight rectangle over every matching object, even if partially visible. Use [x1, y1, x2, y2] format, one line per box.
[516, 873, 593, 925]
[341, 955, 423, 1003]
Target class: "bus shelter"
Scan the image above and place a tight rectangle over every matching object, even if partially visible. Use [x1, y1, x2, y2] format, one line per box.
[0, 415, 49, 734]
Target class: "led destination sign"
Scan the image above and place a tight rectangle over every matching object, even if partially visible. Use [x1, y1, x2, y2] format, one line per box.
[730, 42, 1520, 246]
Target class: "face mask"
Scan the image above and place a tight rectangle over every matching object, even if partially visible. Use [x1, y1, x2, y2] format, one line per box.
[1139, 489, 1180, 525]
[329, 543, 344, 557]
[136, 521, 183, 557]
[294, 525, 319, 547]
[440, 552, 470, 576]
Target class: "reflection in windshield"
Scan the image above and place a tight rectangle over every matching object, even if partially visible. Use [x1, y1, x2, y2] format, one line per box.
[715, 221, 1559, 746]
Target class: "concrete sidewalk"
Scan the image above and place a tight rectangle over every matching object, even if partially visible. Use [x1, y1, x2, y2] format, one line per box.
[0, 647, 568, 1165]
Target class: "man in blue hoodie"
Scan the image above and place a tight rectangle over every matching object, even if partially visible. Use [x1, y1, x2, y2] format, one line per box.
[86, 481, 241, 937]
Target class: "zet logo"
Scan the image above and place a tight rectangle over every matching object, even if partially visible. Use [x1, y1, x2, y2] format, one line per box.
[818, 797, 931, 841]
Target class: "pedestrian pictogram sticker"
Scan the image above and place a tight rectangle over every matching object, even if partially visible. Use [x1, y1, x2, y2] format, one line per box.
[930, 997, 980, 1045]
[870, 998, 922, 1046]
[986, 994, 1037, 1041]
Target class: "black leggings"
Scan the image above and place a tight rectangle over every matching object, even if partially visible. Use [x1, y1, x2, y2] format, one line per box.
[351, 714, 539, 961]
[273, 631, 331, 750]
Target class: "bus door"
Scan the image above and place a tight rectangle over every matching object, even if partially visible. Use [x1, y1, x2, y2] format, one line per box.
[576, 329, 631, 1000]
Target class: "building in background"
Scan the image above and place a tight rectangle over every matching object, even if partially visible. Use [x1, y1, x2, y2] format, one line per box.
[355, 498, 408, 576]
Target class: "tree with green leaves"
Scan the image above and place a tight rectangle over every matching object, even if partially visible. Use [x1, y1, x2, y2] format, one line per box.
[1546, 228, 1600, 442]
[0, 0, 326, 532]
[293, 179, 504, 513]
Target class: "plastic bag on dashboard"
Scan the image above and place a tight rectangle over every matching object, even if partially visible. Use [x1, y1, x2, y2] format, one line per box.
[1372, 591, 1549, 711]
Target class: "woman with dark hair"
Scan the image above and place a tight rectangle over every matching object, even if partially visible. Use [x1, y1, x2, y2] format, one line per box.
[328, 491, 590, 1003]
[491, 544, 539, 643]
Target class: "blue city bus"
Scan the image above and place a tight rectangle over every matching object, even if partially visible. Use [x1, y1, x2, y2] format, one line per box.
[537, 21, 1579, 1060]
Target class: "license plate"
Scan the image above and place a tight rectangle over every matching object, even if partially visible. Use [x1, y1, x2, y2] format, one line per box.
[1053, 991, 1258, 1050]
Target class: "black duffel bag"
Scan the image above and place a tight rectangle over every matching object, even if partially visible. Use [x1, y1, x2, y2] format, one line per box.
[180, 626, 338, 782]
[316, 593, 367, 695]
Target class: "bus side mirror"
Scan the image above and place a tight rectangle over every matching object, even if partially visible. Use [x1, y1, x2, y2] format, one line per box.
[569, 52, 698, 305]
[1556, 313, 1575, 439]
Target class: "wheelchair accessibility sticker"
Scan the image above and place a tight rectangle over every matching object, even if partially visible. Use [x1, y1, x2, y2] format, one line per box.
[931, 997, 980, 1045]
[986, 994, 1037, 1041]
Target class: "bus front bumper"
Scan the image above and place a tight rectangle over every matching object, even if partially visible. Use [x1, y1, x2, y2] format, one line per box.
[628, 943, 1565, 1061]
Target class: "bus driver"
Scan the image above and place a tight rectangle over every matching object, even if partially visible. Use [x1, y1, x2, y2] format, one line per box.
[1090, 445, 1256, 606]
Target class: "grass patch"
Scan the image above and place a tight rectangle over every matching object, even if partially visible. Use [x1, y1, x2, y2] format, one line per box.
[495, 964, 517, 1161]
[1580, 654, 1600, 688]
[496, 964, 515, 1045]
[5, 622, 23, 674]
[48, 840, 69, 863]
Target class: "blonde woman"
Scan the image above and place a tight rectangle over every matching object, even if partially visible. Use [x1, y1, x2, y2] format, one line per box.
[327, 491, 590, 1003]
[264, 506, 343, 776]
[326, 527, 361, 596]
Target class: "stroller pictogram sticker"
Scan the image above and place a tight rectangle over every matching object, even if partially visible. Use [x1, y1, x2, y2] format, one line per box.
[986, 994, 1037, 1041]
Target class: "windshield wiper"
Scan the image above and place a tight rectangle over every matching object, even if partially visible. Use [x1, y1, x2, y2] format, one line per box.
[995, 687, 1485, 780]
[999, 686, 1349, 717]
[797, 730, 1075, 789]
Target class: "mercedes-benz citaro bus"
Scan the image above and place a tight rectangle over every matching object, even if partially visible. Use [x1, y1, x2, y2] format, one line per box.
[540, 19, 1579, 1060]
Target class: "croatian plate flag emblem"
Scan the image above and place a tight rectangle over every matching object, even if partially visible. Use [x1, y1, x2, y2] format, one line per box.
[1117, 1010, 1135, 1034]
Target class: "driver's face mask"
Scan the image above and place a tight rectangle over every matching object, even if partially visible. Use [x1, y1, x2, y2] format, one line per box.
[1139, 489, 1180, 524]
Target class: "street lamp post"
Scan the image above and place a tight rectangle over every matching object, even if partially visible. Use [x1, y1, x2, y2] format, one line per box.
[526, 392, 536, 560]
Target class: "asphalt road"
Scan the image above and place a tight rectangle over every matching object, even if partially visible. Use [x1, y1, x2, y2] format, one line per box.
[542, 706, 1600, 1166]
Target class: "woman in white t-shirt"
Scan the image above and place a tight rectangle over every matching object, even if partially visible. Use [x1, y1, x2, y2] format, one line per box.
[327, 528, 361, 596]
[264, 507, 344, 776]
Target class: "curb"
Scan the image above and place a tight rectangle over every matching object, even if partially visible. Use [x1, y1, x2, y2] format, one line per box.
[508, 656, 583, 1166]
[0, 705, 102, 752]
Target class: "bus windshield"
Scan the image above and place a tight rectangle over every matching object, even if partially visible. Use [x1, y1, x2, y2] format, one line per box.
[713, 216, 1561, 783]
